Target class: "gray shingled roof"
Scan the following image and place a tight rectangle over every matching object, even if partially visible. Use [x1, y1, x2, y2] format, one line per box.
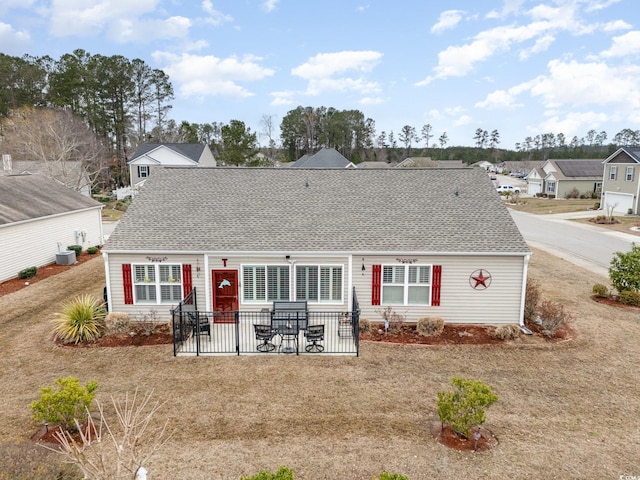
[128, 143, 206, 163]
[0, 174, 102, 225]
[552, 159, 604, 178]
[291, 148, 352, 168]
[104, 167, 529, 254]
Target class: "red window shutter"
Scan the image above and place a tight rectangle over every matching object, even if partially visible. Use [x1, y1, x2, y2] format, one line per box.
[372, 264, 381, 306]
[122, 264, 133, 305]
[182, 264, 193, 297]
[431, 265, 442, 306]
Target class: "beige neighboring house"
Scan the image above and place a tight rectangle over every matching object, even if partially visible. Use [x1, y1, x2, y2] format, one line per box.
[127, 143, 216, 190]
[397, 157, 466, 168]
[525, 159, 603, 198]
[601, 147, 640, 215]
[1, 155, 92, 197]
[0, 174, 104, 282]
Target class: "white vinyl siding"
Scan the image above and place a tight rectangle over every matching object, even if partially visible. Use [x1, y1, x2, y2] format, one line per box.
[243, 265, 289, 302]
[382, 265, 431, 305]
[133, 264, 182, 304]
[296, 265, 342, 302]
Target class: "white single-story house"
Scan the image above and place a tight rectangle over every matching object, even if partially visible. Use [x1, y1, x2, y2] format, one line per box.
[601, 147, 640, 215]
[0, 174, 104, 282]
[102, 167, 531, 330]
[127, 143, 216, 189]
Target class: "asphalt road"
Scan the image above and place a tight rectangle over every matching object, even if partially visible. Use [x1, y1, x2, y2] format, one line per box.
[509, 209, 638, 278]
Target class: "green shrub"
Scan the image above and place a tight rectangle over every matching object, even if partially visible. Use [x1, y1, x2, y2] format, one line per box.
[374, 473, 409, 480]
[609, 243, 640, 293]
[115, 198, 130, 211]
[0, 440, 81, 479]
[436, 377, 498, 439]
[537, 300, 572, 337]
[416, 316, 444, 337]
[524, 277, 541, 321]
[592, 283, 609, 298]
[67, 245, 82, 257]
[52, 294, 107, 344]
[240, 466, 295, 480]
[619, 290, 640, 307]
[18, 266, 37, 279]
[87, 246, 99, 254]
[493, 324, 520, 340]
[30, 377, 98, 432]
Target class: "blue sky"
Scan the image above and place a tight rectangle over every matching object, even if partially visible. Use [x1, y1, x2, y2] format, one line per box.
[1, 0, 639, 149]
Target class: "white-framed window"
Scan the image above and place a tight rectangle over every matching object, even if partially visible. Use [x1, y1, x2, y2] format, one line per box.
[138, 165, 149, 178]
[609, 165, 617, 180]
[296, 265, 343, 303]
[133, 264, 182, 304]
[594, 182, 602, 194]
[546, 181, 556, 193]
[243, 265, 289, 302]
[626, 166, 634, 181]
[382, 265, 431, 305]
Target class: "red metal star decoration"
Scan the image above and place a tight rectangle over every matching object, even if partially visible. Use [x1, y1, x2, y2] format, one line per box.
[470, 269, 492, 289]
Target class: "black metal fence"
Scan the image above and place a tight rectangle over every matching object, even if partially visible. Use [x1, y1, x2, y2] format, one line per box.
[171, 289, 360, 357]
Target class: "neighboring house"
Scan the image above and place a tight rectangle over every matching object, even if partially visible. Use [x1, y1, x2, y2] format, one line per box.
[290, 148, 356, 168]
[127, 143, 216, 188]
[0, 174, 104, 282]
[525, 159, 603, 198]
[397, 157, 465, 168]
[471, 160, 494, 171]
[103, 167, 530, 327]
[1, 155, 93, 197]
[601, 147, 640, 214]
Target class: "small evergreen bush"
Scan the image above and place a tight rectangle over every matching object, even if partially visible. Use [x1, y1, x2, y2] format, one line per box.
[416, 316, 445, 337]
[30, 377, 98, 432]
[87, 246, 99, 254]
[437, 377, 498, 439]
[592, 283, 609, 298]
[374, 473, 409, 480]
[18, 266, 37, 279]
[609, 243, 640, 293]
[240, 466, 295, 480]
[619, 290, 640, 307]
[493, 324, 520, 340]
[52, 294, 107, 344]
[67, 245, 82, 257]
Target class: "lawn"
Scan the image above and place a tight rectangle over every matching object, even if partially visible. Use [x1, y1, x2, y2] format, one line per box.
[506, 197, 597, 214]
[0, 251, 639, 479]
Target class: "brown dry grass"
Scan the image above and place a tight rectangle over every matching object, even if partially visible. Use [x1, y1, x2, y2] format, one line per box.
[1, 251, 639, 479]
[507, 197, 597, 214]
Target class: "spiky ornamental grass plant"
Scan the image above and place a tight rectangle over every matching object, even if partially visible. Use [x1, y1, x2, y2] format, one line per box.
[52, 294, 107, 344]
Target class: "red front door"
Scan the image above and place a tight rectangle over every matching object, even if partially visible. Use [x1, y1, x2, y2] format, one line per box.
[212, 270, 238, 323]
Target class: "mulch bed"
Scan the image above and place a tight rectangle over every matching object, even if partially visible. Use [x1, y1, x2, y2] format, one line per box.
[31, 421, 97, 447]
[431, 422, 499, 452]
[0, 251, 101, 298]
[55, 323, 173, 348]
[591, 295, 640, 310]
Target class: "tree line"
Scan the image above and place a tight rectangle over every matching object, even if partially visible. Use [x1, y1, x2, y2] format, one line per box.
[2, 50, 640, 191]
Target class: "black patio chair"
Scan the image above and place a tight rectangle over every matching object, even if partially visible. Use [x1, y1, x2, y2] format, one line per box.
[187, 312, 211, 337]
[254, 324, 276, 352]
[304, 324, 324, 352]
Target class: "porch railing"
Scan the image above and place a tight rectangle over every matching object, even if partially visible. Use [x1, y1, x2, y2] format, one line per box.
[171, 288, 360, 357]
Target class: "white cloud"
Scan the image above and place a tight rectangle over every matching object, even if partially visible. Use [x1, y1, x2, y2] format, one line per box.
[519, 34, 554, 59]
[154, 52, 275, 98]
[292, 51, 383, 96]
[359, 96, 384, 105]
[0, 22, 31, 53]
[535, 111, 610, 138]
[475, 89, 521, 109]
[585, 0, 622, 12]
[599, 31, 640, 58]
[431, 10, 464, 34]
[270, 90, 296, 106]
[454, 115, 473, 126]
[0, 0, 35, 12]
[357, 4, 370, 13]
[202, 0, 233, 25]
[262, 0, 279, 13]
[47, 0, 160, 37]
[110, 16, 191, 43]
[601, 19, 632, 32]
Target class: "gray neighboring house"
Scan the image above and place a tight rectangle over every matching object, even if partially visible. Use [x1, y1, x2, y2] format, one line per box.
[0, 174, 104, 282]
[128, 143, 216, 189]
[103, 167, 530, 327]
[601, 147, 640, 214]
[290, 148, 356, 168]
[525, 159, 603, 198]
[1, 157, 93, 197]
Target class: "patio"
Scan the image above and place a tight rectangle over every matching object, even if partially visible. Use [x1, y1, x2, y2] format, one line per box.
[171, 289, 360, 356]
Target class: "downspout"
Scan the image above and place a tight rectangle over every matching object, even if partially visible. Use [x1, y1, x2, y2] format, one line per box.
[519, 253, 532, 334]
[102, 252, 112, 313]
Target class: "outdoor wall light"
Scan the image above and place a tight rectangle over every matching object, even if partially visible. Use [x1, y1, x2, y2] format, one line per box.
[286, 255, 291, 260]
[361, 258, 366, 274]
